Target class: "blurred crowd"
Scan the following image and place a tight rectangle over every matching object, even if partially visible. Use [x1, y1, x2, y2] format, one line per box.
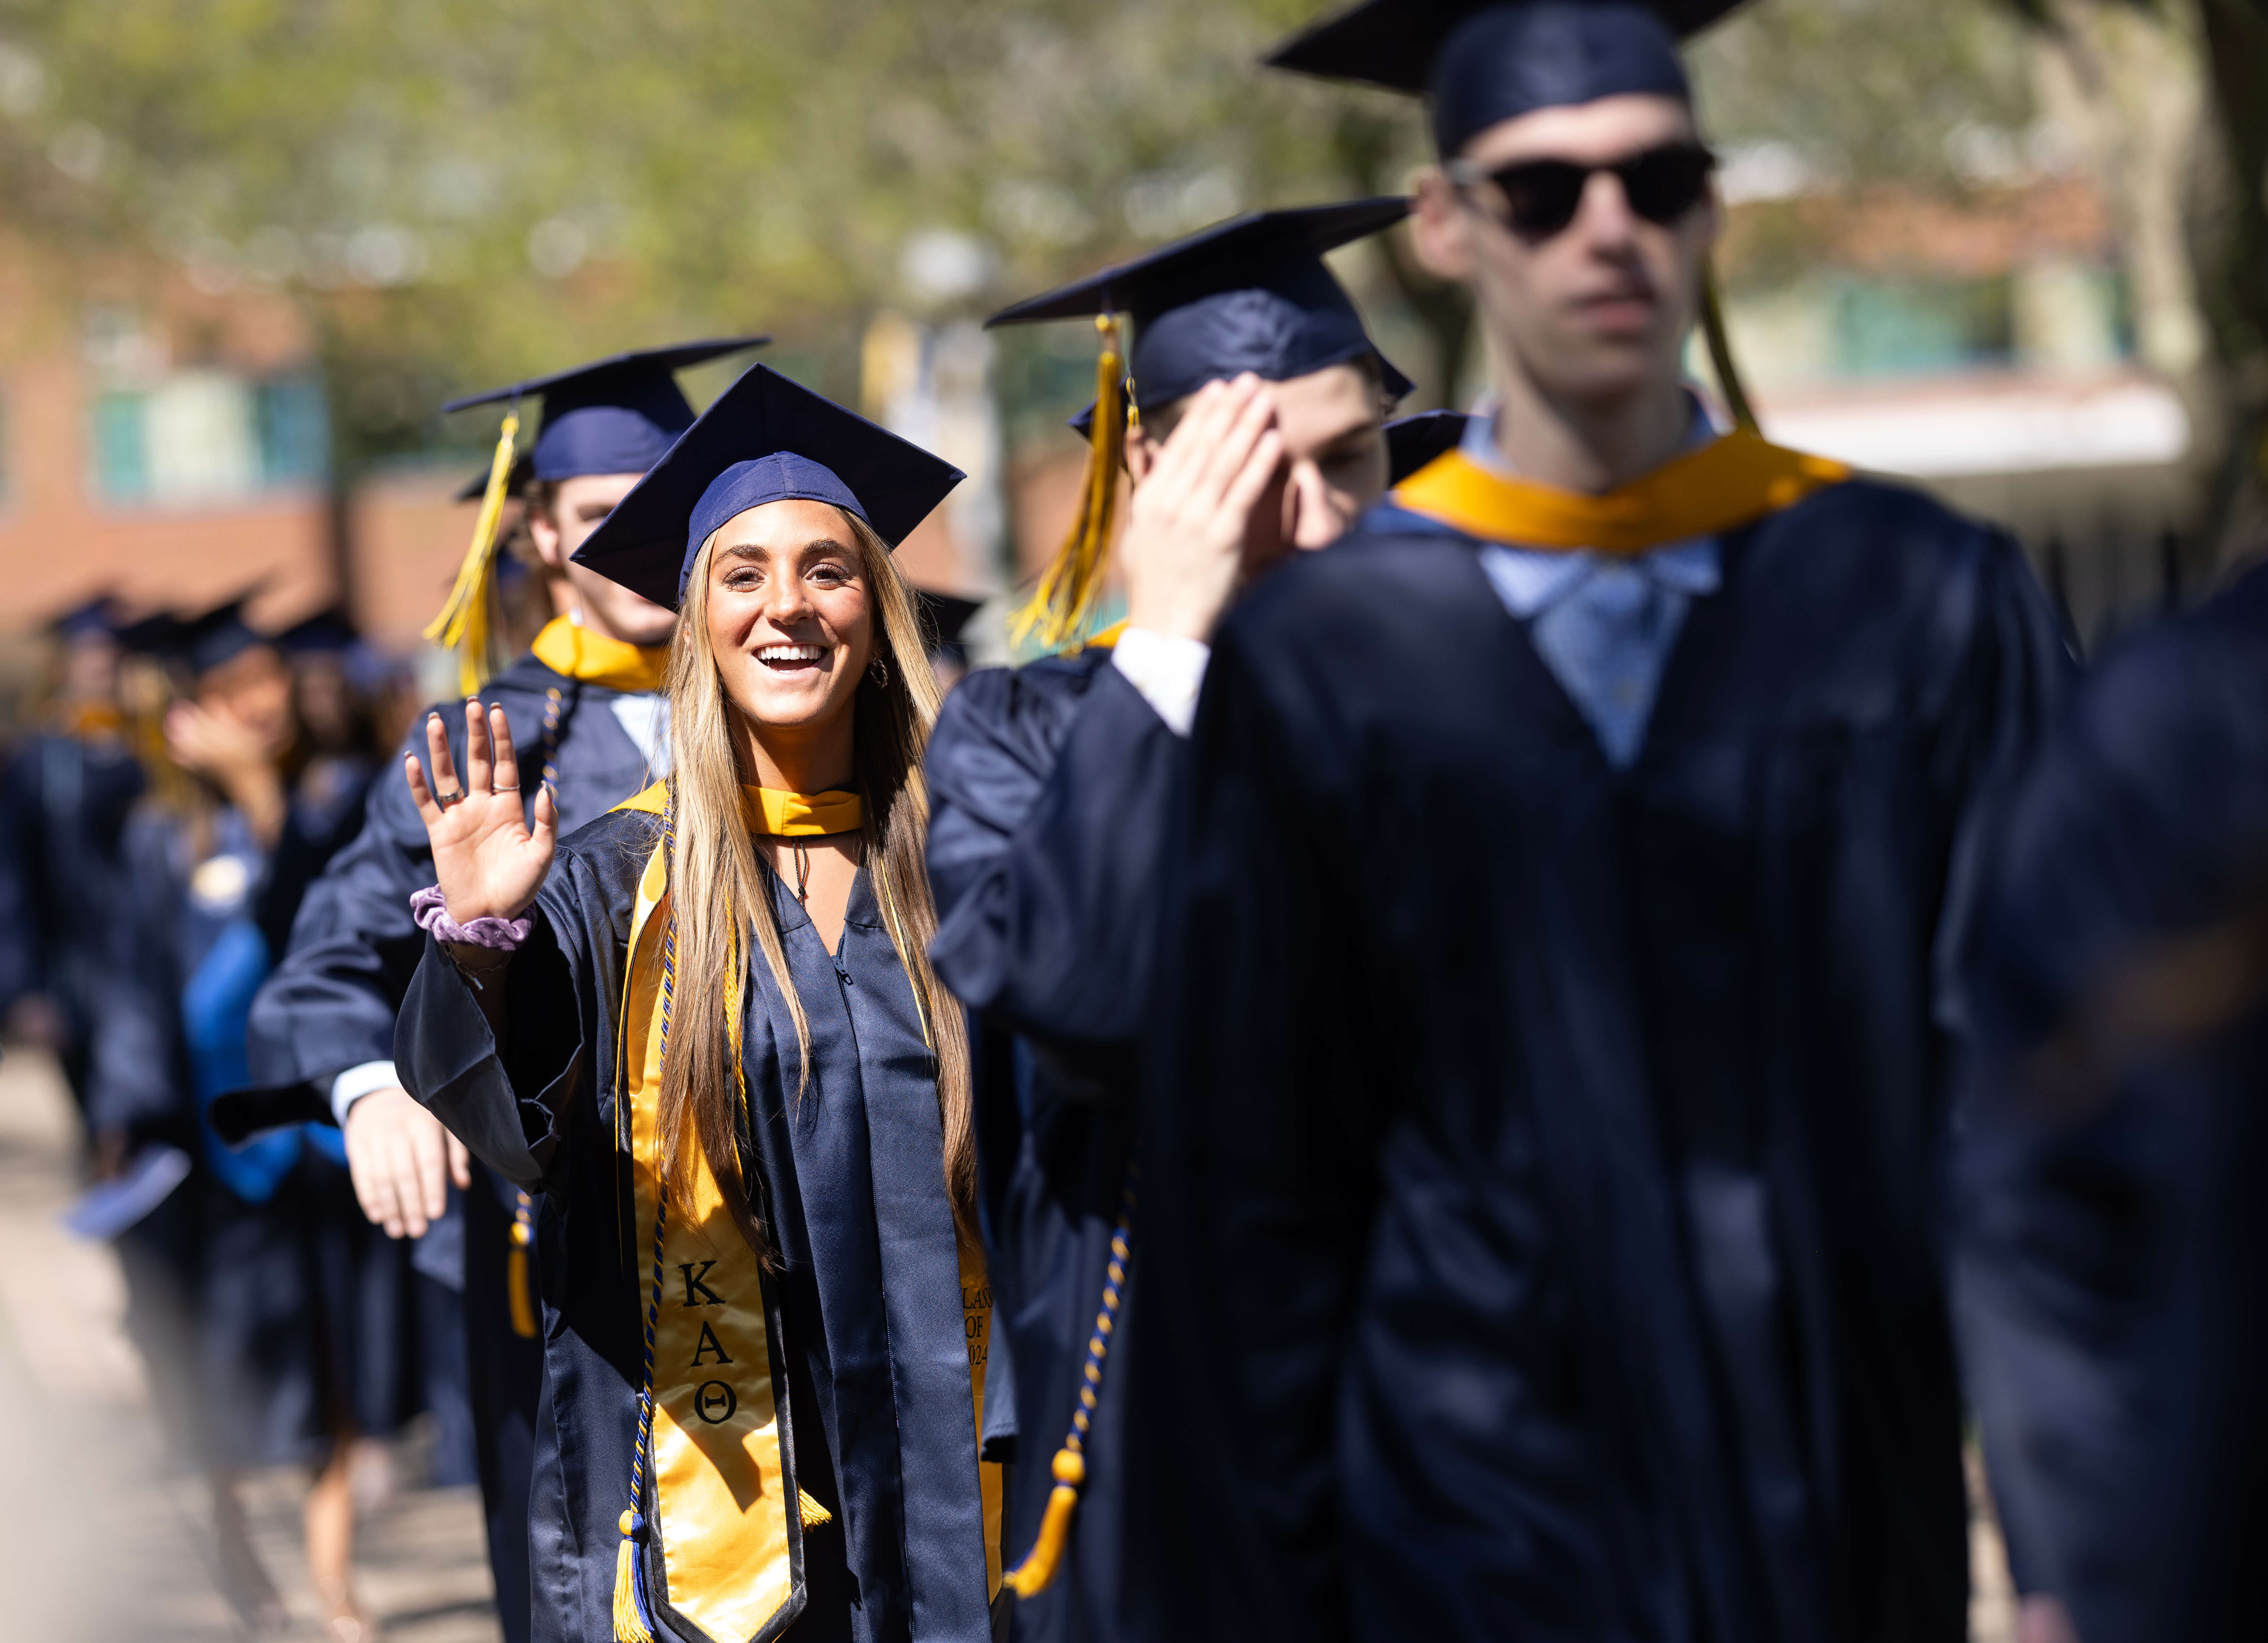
[0, 595, 445, 1633]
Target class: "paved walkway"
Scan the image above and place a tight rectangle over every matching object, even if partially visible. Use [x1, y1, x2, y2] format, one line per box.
[0, 1046, 501, 1642]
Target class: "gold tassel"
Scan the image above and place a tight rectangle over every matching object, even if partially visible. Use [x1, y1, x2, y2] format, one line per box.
[798, 1489, 834, 1529]
[1011, 316, 1126, 652]
[507, 1233, 538, 1340]
[1699, 261, 1759, 435]
[425, 409, 521, 695]
[1002, 1445, 1085, 1598]
[612, 1510, 656, 1643]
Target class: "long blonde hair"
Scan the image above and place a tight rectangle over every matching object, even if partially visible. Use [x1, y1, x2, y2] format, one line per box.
[658, 509, 975, 1253]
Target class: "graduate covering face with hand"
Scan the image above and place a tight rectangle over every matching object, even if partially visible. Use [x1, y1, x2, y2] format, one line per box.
[918, 202, 1420, 1643]
[1124, 5, 2075, 1642]
[394, 363, 1003, 1643]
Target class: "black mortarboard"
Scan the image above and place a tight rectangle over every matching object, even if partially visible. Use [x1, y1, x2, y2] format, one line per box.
[914, 589, 985, 655]
[443, 335, 770, 485]
[48, 595, 123, 643]
[177, 599, 275, 677]
[989, 201, 1415, 418]
[1266, 1, 1740, 155]
[276, 607, 360, 655]
[573, 364, 965, 613]
[1385, 410, 1473, 484]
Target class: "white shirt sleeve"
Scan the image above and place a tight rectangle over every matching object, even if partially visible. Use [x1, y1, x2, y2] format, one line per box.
[1109, 628, 1212, 738]
[331, 1059, 404, 1129]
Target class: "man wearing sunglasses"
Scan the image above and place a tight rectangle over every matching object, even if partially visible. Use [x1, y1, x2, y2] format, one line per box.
[1127, 4, 2073, 1642]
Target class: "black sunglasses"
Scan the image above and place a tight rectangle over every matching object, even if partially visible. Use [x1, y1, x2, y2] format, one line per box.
[1445, 143, 1717, 240]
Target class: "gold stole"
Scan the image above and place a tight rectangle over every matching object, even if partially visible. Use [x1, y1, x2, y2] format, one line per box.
[1391, 431, 1850, 555]
[620, 842, 799, 1642]
[532, 616, 672, 693]
[610, 779, 1004, 1599]
[961, 1239, 1003, 1597]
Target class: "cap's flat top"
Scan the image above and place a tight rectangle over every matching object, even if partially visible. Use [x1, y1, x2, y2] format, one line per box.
[441, 335, 772, 414]
[986, 200, 1409, 327]
[1265, 0, 1741, 92]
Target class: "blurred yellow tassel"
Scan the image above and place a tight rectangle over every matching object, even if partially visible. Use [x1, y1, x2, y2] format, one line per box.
[1700, 261, 1758, 435]
[612, 1510, 655, 1643]
[1012, 316, 1126, 652]
[1002, 1446, 1085, 1598]
[798, 1489, 833, 1529]
[507, 1221, 537, 1340]
[426, 409, 520, 695]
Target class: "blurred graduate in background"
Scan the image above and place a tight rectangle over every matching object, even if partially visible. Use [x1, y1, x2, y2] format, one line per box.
[0, 597, 149, 1118]
[87, 599, 400, 1639]
[923, 198, 1418, 1643]
[1957, 560, 2268, 1643]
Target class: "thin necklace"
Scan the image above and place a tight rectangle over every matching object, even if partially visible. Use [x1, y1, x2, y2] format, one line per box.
[792, 838, 810, 905]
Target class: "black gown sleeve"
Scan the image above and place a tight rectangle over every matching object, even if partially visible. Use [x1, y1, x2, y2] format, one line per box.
[926, 654, 1186, 1063]
[394, 852, 610, 1195]
[1127, 623, 1385, 1643]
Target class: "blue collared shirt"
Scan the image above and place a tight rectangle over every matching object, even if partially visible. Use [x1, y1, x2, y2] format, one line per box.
[1462, 406, 1722, 769]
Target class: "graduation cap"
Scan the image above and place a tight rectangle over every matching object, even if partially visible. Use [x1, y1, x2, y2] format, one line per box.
[1265, 0, 1743, 155]
[913, 588, 985, 660]
[1385, 409, 1473, 485]
[988, 199, 1413, 650]
[177, 598, 276, 678]
[572, 364, 965, 614]
[276, 607, 360, 656]
[427, 335, 768, 694]
[48, 594, 124, 643]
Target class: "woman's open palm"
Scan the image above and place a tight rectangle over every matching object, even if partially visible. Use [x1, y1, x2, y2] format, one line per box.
[405, 702, 558, 923]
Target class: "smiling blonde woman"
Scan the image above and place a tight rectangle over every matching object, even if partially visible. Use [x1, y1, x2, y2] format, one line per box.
[392, 365, 999, 1643]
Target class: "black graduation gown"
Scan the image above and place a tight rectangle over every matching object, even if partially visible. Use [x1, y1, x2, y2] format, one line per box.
[925, 647, 1183, 1642]
[241, 651, 662, 1643]
[0, 726, 146, 1106]
[1955, 561, 2268, 1643]
[395, 805, 993, 1643]
[1129, 479, 2071, 1643]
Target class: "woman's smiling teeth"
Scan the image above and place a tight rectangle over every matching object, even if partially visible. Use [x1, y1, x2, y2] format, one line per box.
[757, 642, 824, 668]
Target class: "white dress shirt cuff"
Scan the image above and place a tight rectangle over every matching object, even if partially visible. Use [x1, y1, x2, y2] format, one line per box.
[1110, 628, 1212, 738]
[332, 1060, 403, 1129]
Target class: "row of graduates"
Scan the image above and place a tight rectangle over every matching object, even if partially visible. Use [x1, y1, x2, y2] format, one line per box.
[200, 4, 2241, 1643]
[0, 594, 448, 1634]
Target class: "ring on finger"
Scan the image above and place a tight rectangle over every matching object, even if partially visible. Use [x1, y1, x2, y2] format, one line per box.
[434, 787, 467, 810]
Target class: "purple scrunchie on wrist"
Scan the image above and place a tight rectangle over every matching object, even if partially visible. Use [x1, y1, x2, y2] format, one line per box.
[411, 885, 531, 950]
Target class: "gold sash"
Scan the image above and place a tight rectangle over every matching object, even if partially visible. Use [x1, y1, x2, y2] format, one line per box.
[1392, 431, 1850, 556]
[532, 615, 672, 693]
[620, 842, 799, 1642]
[961, 1237, 1003, 1598]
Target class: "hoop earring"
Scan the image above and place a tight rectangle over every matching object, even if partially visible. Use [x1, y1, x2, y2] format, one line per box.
[868, 656, 891, 690]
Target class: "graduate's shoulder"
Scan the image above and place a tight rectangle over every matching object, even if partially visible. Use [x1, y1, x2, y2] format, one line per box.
[929, 645, 1118, 776]
[1757, 471, 2011, 565]
[549, 793, 668, 894]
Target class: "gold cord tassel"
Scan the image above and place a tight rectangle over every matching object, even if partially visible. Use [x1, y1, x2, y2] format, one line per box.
[798, 1489, 834, 1529]
[1011, 316, 1126, 652]
[612, 1510, 656, 1643]
[425, 410, 520, 695]
[507, 1230, 538, 1340]
[1699, 261, 1759, 435]
[1003, 1447, 1085, 1598]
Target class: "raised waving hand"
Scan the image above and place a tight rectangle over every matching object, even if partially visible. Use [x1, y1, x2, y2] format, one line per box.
[405, 700, 559, 924]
